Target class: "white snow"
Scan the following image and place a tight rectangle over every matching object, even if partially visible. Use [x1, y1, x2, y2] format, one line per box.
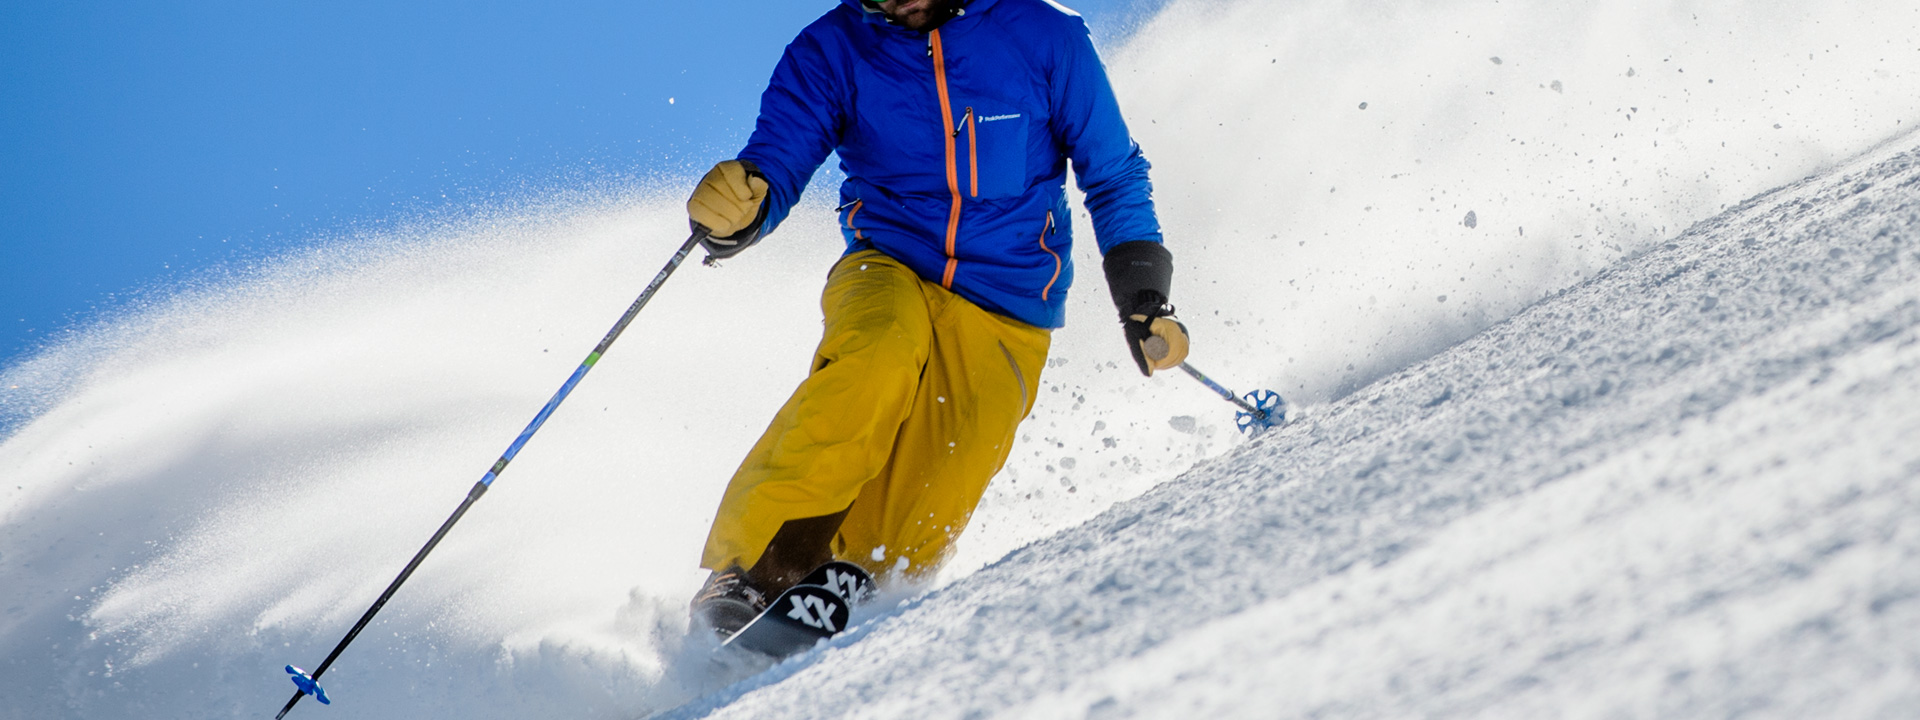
[3, 1, 1919, 718]
[671, 132, 1920, 720]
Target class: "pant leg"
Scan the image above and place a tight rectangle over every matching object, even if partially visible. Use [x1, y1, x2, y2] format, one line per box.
[699, 250, 933, 571]
[833, 281, 1051, 580]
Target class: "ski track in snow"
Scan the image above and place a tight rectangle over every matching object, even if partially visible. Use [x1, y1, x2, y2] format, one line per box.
[666, 134, 1920, 719]
[4, 0, 1920, 717]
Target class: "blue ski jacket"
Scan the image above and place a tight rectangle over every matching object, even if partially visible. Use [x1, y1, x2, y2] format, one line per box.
[738, 0, 1162, 329]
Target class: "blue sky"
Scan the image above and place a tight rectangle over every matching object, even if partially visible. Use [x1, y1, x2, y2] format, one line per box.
[0, 0, 1163, 368]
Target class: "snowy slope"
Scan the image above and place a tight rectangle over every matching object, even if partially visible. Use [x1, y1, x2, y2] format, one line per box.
[668, 129, 1920, 720]
[4, 0, 1920, 718]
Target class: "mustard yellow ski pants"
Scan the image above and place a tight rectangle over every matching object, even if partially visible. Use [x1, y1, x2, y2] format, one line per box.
[700, 250, 1051, 579]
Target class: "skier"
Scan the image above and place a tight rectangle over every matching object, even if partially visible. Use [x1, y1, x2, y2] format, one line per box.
[685, 0, 1190, 636]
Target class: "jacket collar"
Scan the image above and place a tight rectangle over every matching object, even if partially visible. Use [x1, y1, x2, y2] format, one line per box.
[839, 0, 997, 29]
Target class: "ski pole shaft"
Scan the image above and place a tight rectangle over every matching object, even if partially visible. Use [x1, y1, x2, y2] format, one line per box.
[1177, 362, 1271, 422]
[275, 229, 708, 719]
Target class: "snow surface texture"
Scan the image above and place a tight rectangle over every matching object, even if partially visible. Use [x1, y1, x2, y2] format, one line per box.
[3, 0, 1919, 717]
[669, 129, 1920, 720]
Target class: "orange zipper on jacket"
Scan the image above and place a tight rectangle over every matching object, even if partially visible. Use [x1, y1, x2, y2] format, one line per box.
[931, 29, 962, 289]
[844, 199, 866, 240]
[1037, 211, 1060, 301]
[965, 107, 978, 198]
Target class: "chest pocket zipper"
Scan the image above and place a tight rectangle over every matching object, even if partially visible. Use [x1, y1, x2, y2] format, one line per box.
[964, 107, 978, 198]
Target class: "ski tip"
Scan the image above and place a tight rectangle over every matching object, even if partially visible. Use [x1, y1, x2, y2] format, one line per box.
[285, 665, 331, 705]
[1237, 390, 1287, 434]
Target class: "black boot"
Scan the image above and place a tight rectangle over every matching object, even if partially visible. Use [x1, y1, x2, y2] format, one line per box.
[690, 565, 769, 637]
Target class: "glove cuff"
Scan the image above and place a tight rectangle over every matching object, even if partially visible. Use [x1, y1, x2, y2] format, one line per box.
[1103, 241, 1174, 319]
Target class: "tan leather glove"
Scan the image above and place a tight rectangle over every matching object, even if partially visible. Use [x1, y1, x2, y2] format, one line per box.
[1127, 314, 1190, 376]
[688, 159, 770, 258]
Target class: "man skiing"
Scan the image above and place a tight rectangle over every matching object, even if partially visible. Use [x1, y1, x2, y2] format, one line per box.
[684, 0, 1190, 636]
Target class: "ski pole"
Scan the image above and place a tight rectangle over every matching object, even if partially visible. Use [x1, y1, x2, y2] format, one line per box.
[275, 228, 710, 719]
[1176, 362, 1285, 433]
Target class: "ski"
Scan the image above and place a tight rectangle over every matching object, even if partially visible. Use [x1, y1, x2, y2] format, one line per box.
[723, 561, 873, 659]
[800, 560, 875, 606]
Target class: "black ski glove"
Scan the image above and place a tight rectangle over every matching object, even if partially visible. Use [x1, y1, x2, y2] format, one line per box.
[687, 159, 771, 260]
[1103, 241, 1190, 377]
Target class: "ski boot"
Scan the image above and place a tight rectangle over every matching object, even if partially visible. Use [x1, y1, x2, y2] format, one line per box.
[690, 565, 770, 638]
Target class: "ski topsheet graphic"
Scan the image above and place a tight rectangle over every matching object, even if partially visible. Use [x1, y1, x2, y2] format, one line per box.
[725, 584, 848, 658]
[802, 560, 874, 606]
[724, 561, 872, 659]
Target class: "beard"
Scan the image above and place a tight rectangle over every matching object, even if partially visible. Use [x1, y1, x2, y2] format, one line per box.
[878, 0, 964, 31]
